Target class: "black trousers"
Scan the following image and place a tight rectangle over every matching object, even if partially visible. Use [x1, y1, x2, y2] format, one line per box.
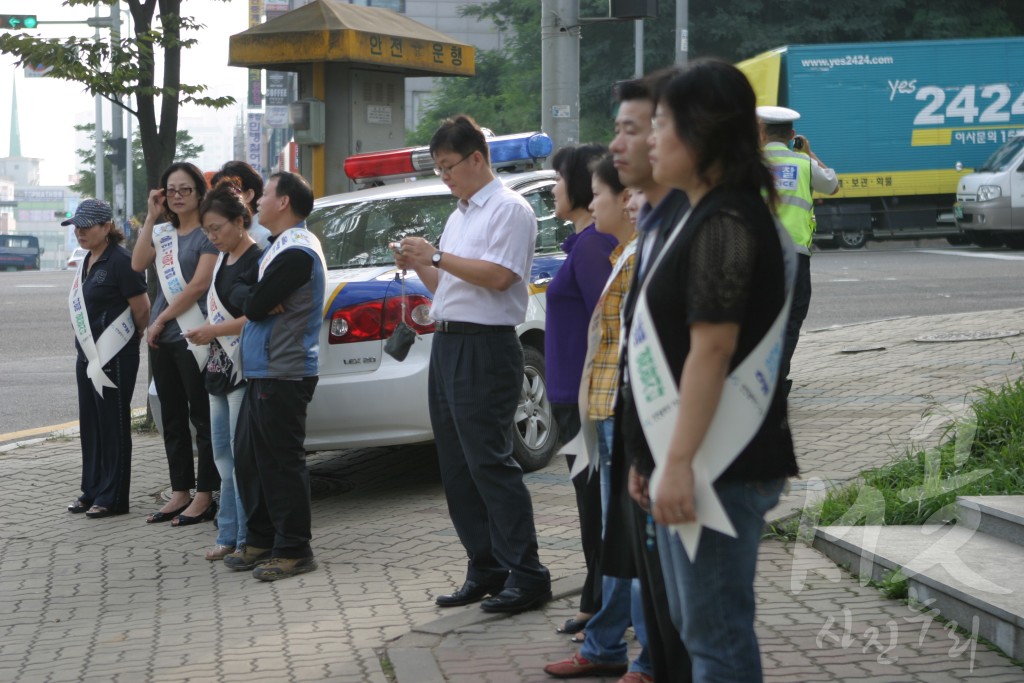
[150, 339, 217, 492]
[780, 253, 812, 389]
[555, 403, 603, 615]
[428, 329, 550, 592]
[234, 377, 318, 559]
[76, 352, 139, 513]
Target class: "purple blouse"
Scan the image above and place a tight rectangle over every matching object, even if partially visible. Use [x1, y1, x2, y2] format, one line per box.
[544, 224, 618, 404]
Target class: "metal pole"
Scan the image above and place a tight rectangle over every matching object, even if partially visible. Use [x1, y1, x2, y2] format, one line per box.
[123, 10, 133, 221]
[541, 0, 580, 159]
[676, 0, 688, 65]
[94, 6, 104, 201]
[634, 20, 643, 78]
[110, 7, 124, 226]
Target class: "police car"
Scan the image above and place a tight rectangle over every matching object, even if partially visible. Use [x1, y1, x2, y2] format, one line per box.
[303, 132, 568, 471]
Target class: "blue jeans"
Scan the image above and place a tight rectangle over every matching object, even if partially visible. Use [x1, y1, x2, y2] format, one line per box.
[657, 477, 786, 683]
[579, 418, 652, 675]
[210, 386, 246, 548]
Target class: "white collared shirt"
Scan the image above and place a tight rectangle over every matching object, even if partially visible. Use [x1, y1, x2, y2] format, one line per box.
[430, 178, 537, 325]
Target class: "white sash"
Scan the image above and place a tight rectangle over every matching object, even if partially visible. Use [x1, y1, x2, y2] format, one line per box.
[69, 258, 135, 396]
[627, 206, 796, 560]
[207, 253, 243, 384]
[153, 223, 210, 369]
[258, 225, 328, 282]
[561, 238, 639, 480]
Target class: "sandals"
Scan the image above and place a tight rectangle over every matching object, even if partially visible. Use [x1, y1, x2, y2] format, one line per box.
[556, 615, 592, 635]
[85, 506, 125, 519]
[171, 501, 218, 527]
[146, 502, 190, 524]
[67, 499, 91, 514]
[204, 544, 236, 561]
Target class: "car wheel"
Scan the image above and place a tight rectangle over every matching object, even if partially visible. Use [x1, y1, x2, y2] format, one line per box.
[1003, 235, 1024, 250]
[946, 235, 972, 246]
[512, 344, 558, 472]
[971, 233, 1004, 248]
[837, 230, 867, 249]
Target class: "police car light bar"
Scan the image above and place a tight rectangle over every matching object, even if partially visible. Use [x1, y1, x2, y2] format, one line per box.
[343, 132, 553, 183]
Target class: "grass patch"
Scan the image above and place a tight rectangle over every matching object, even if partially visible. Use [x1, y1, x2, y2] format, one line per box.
[811, 376, 1024, 528]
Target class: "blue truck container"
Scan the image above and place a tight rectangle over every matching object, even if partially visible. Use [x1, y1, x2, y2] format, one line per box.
[737, 37, 1024, 248]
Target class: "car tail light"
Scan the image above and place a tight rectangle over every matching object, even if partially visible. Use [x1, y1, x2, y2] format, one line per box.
[329, 295, 435, 344]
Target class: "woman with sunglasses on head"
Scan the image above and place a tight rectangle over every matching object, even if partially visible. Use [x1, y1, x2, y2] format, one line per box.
[132, 161, 220, 527]
[182, 180, 264, 560]
[66, 199, 150, 519]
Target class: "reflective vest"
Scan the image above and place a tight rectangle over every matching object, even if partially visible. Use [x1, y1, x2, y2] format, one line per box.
[764, 142, 814, 253]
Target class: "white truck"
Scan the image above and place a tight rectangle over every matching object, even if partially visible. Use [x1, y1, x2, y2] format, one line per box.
[954, 134, 1024, 248]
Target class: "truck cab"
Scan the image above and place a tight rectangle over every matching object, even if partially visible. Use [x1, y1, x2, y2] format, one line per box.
[955, 135, 1024, 248]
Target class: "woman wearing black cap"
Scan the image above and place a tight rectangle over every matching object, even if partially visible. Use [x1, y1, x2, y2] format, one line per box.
[66, 199, 150, 518]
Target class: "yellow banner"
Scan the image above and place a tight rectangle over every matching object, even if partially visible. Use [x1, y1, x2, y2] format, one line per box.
[343, 31, 475, 77]
[828, 169, 969, 198]
[736, 49, 785, 107]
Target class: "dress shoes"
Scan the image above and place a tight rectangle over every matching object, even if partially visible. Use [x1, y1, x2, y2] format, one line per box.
[543, 653, 628, 679]
[435, 579, 505, 607]
[480, 586, 552, 614]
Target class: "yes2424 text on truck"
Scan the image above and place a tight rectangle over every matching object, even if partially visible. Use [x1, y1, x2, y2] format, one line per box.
[738, 37, 1024, 249]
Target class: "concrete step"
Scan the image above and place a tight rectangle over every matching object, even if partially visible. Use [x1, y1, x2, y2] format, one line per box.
[813, 522, 1024, 659]
[958, 495, 1024, 546]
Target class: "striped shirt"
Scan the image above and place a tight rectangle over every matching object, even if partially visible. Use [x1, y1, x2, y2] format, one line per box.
[587, 236, 637, 420]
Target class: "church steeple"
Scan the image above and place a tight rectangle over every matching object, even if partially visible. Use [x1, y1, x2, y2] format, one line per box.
[9, 79, 21, 158]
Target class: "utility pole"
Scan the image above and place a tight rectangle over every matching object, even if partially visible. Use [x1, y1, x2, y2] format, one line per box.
[110, 7, 124, 227]
[541, 0, 580, 159]
[676, 0, 688, 65]
[93, 5, 104, 202]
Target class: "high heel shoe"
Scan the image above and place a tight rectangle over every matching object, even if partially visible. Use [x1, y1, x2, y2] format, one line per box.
[171, 501, 218, 527]
[146, 502, 190, 524]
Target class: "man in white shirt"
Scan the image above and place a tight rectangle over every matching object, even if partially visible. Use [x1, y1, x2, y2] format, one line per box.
[397, 115, 552, 614]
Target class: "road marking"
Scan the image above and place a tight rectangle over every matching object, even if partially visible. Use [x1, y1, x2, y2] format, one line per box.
[918, 250, 1024, 261]
[830, 278, 861, 282]
[0, 420, 79, 442]
[15, 284, 56, 288]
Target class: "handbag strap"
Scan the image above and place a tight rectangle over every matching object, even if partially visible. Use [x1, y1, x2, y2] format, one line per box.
[398, 269, 409, 324]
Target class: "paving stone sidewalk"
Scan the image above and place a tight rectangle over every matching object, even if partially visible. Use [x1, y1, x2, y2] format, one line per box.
[3, 309, 1024, 682]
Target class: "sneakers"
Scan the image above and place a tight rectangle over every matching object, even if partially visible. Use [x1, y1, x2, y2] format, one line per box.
[222, 544, 272, 571]
[617, 673, 654, 683]
[252, 557, 318, 582]
[543, 653, 628, 679]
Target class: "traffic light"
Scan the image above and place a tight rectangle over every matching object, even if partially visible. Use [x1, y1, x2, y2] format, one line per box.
[54, 210, 73, 219]
[0, 15, 38, 30]
[105, 138, 127, 169]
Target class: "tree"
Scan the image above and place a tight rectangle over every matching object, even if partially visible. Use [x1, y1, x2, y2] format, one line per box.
[0, 0, 234, 192]
[70, 123, 204, 216]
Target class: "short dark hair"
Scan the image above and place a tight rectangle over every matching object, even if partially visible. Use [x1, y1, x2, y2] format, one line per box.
[614, 78, 650, 104]
[212, 161, 263, 213]
[160, 162, 208, 228]
[429, 115, 490, 164]
[655, 59, 777, 207]
[763, 122, 794, 141]
[199, 179, 253, 229]
[269, 171, 314, 219]
[552, 143, 607, 211]
[591, 154, 626, 196]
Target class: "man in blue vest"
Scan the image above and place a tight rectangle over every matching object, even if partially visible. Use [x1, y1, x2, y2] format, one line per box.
[226, 171, 328, 581]
[759, 106, 839, 397]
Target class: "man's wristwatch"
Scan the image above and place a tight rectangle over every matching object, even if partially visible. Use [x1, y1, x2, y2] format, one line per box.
[431, 251, 443, 268]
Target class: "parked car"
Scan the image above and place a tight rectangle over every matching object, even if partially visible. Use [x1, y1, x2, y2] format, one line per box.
[66, 247, 88, 270]
[149, 133, 569, 472]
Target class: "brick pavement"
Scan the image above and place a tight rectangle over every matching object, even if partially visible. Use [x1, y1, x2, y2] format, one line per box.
[3, 309, 1024, 682]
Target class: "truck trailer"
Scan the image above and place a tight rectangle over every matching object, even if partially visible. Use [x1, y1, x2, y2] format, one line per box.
[738, 37, 1024, 249]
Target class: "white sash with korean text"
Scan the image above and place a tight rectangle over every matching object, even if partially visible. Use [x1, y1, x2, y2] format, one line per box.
[627, 211, 796, 560]
[207, 252, 243, 383]
[258, 225, 327, 283]
[153, 222, 209, 369]
[561, 237, 639, 480]
[69, 259, 135, 396]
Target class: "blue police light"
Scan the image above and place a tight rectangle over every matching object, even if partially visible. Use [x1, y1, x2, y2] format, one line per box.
[488, 132, 553, 165]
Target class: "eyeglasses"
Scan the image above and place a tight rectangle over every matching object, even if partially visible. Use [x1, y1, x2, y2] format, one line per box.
[166, 187, 195, 198]
[433, 154, 472, 177]
[201, 221, 228, 236]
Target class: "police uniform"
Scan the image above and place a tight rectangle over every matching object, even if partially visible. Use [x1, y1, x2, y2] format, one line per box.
[758, 106, 838, 394]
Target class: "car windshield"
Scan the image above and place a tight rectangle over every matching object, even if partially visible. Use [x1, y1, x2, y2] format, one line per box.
[977, 135, 1024, 172]
[308, 183, 570, 269]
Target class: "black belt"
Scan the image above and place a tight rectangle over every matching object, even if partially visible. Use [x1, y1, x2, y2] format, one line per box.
[434, 320, 514, 334]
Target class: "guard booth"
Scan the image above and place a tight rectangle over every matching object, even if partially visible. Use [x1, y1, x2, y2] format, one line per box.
[228, 0, 475, 197]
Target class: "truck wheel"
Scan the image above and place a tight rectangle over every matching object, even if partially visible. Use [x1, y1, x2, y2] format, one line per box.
[837, 231, 867, 249]
[512, 345, 558, 472]
[946, 235, 972, 246]
[1004, 235, 1024, 250]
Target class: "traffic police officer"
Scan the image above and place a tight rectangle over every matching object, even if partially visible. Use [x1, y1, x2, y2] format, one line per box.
[758, 105, 839, 397]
